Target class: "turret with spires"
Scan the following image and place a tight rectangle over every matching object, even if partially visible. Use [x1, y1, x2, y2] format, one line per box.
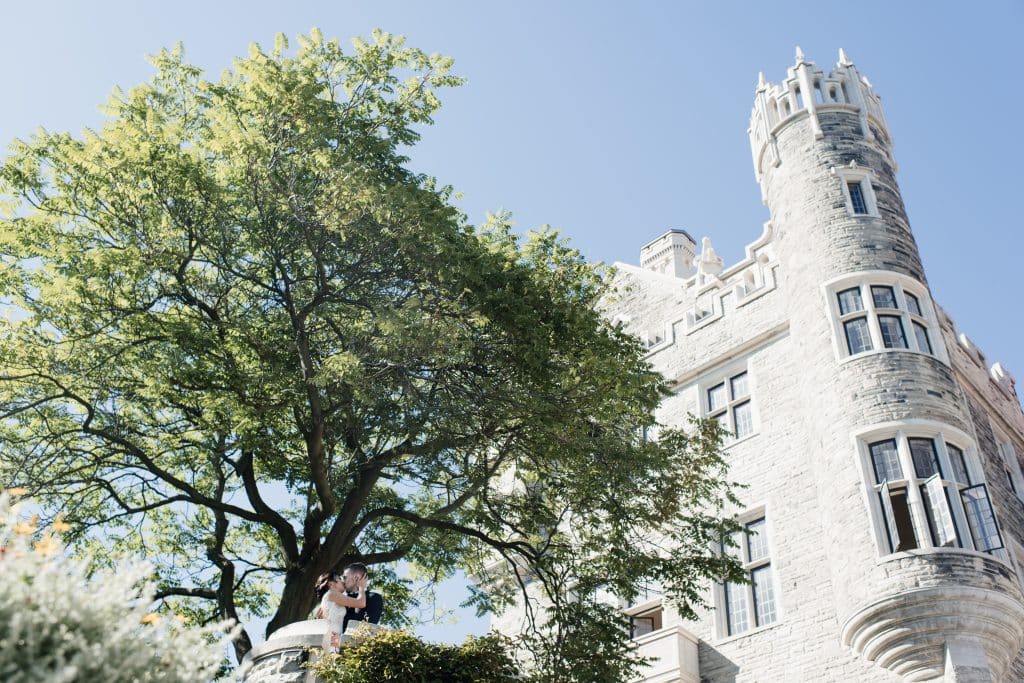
[748, 49, 1024, 681]
[491, 47, 1024, 683]
[749, 48, 892, 198]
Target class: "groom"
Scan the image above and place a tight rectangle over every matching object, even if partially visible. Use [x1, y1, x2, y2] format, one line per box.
[340, 562, 383, 631]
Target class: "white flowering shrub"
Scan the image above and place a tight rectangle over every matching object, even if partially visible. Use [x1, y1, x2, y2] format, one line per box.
[0, 491, 239, 682]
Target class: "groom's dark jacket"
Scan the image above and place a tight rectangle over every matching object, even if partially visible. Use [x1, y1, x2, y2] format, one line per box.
[343, 590, 383, 631]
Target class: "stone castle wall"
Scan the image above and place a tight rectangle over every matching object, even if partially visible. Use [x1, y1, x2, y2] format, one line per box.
[492, 51, 1024, 682]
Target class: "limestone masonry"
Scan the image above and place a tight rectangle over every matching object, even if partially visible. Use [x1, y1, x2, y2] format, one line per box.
[494, 49, 1024, 682]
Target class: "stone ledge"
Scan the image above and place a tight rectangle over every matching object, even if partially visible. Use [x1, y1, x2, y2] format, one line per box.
[841, 585, 1024, 681]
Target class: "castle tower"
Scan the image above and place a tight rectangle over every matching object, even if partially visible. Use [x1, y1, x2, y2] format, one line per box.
[750, 49, 1024, 680]
[491, 47, 1024, 683]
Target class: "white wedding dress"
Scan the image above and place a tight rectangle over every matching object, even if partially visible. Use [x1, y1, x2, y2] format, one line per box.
[320, 592, 347, 654]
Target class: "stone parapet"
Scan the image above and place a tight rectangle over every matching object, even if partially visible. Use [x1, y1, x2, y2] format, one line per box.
[238, 620, 385, 683]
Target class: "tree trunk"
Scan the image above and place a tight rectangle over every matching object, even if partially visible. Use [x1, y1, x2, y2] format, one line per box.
[265, 567, 322, 639]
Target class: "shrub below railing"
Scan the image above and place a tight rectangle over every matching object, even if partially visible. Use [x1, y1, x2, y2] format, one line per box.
[308, 627, 522, 683]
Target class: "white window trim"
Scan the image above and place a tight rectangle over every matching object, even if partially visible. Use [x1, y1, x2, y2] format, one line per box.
[596, 580, 665, 640]
[831, 163, 880, 218]
[823, 271, 949, 365]
[713, 506, 782, 641]
[697, 364, 758, 446]
[624, 593, 664, 640]
[852, 420, 1009, 565]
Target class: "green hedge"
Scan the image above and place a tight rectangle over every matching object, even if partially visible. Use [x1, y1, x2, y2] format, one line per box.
[308, 628, 522, 683]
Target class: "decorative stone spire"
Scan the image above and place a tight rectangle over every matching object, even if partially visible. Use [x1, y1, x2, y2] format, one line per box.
[749, 49, 893, 182]
[793, 48, 823, 140]
[694, 236, 725, 287]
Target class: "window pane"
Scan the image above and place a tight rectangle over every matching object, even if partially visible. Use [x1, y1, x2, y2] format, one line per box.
[878, 315, 907, 349]
[922, 476, 958, 547]
[730, 372, 749, 399]
[844, 317, 873, 354]
[721, 530, 744, 560]
[913, 322, 932, 354]
[631, 615, 655, 639]
[909, 438, 941, 479]
[752, 566, 777, 627]
[879, 483, 901, 552]
[947, 445, 970, 485]
[630, 607, 662, 639]
[870, 439, 903, 483]
[837, 287, 864, 315]
[712, 411, 730, 439]
[871, 286, 898, 309]
[746, 519, 768, 562]
[848, 181, 868, 214]
[733, 401, 753, 439]
[724, 582, 749, 635]
[631, 579, 663, 605]
[707, 383, 726, 412]
[905, 292, 922, 316]
[961, 484, 1004, 552]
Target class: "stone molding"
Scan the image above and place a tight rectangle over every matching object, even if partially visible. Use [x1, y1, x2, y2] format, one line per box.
[841, 585, 1024, 681]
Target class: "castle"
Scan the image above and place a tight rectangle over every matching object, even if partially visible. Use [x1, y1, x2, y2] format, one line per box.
[494, 49, 1024, 682]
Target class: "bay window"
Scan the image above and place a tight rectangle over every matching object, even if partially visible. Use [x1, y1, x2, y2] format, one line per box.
[859, 425, 1006, 561]
[826, 273, 944, 362]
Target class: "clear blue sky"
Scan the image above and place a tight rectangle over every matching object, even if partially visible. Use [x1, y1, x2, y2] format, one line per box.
[3, 0, 1021, 645]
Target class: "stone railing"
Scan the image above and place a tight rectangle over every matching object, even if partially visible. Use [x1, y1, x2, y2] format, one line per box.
[632, 624, 700, 683]
[239, 618, 700, 682]
[237, 619, 385, 683]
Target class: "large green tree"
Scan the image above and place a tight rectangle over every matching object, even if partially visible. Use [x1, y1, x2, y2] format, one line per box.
[0, 30, 742, 674]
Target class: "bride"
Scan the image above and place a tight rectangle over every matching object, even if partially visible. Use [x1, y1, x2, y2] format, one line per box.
[314, 571, 368, 653]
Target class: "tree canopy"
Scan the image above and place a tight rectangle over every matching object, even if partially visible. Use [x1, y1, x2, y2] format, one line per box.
[0, 29, 742, 675]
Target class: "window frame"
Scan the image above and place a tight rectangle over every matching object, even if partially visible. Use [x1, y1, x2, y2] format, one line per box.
[715, 512, 779, 640]
[700, 367, 756, 445]
[824, 272, 947, 364]
[620, 580, 664, 640]
[854, 422, 1008, 563]
[831, 163, 880, 218]
[847, 180, 869, 214]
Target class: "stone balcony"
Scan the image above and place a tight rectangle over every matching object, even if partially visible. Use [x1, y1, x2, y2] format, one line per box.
[632, 624, 700, 683]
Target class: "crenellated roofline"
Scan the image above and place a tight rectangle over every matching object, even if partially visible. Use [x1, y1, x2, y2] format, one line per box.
[748, 48, 892, 188]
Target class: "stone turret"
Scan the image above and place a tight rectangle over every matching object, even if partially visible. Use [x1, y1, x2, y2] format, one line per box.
[640, 229, 697, 278]
[751, 49, 1024, 680]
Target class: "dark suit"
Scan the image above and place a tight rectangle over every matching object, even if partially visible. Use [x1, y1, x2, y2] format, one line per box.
[342, 590, 383, 632]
